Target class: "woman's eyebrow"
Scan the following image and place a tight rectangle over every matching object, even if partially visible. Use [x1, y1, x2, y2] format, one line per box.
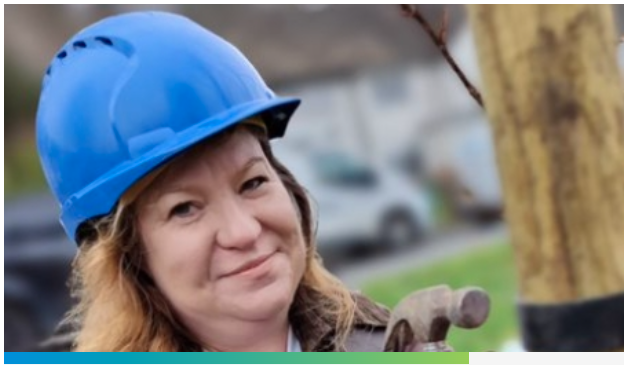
[241, 156, 266, 172]
[150, 156, 268, 201]
[234, 156, 267, 181]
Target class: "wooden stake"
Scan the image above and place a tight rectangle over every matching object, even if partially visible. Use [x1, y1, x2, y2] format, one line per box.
[467, 4, 623, 350]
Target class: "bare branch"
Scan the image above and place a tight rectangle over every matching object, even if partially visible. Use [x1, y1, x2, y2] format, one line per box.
[400, 4, 484, 108]
[439, 6, 449, 44]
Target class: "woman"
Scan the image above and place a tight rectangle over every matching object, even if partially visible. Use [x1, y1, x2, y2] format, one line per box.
[36, 11, 389, 352]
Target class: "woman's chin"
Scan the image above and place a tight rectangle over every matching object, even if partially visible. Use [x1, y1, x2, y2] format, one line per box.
[224, 278, 295, 321]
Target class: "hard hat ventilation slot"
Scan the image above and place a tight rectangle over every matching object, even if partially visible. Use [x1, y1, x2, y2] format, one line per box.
[95, 36, 113, 46]
[46, 36, 128, 78]
[73, 41, 87, 50]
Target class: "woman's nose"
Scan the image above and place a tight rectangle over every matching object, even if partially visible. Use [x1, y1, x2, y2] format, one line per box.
[215, 199, 262, 250]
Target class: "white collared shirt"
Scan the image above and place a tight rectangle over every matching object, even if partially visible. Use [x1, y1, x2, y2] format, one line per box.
[202, 325, 302, 352]
[286, 325, 302, 352]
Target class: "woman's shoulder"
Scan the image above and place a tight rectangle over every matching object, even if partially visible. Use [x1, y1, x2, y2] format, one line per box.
[352, 291, 390, 327]
[34, 317, 78, 351]
[344, 292, 390, 352]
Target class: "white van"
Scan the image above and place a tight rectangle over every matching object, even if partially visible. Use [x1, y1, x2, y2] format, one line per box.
[272, 146, 435, 252]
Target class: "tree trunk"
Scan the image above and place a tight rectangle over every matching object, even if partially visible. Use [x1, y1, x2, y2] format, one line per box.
[467, 4, 623, 351]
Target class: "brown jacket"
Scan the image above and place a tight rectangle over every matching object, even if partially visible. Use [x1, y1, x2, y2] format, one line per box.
[37, 293, 390, 352]
[302, 293, 390, 352]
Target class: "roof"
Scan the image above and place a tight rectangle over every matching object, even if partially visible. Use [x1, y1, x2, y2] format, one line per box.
[6, 4, 466, 86]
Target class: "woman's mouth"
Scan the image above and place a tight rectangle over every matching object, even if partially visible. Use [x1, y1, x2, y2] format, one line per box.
[222, 251, 276, 278]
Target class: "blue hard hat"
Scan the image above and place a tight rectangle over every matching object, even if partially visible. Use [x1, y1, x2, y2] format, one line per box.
[36, 11, 300, 243]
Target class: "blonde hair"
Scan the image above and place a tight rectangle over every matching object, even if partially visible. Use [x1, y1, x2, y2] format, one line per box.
[66, 123, 360, 352]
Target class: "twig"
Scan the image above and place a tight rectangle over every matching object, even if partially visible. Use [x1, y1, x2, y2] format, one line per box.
[619, 35, 623, 45]
[400, 4, 484, 108]
[438, 6, 449, 44]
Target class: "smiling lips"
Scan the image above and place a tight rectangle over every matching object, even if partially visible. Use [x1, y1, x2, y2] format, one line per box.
[223, 252, 275, 278]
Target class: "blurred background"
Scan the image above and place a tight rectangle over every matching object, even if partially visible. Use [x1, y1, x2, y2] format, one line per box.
[4, 4, 624, 352]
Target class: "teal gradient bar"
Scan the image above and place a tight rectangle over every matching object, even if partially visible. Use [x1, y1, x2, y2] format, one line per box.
[5, 352, 469, 364]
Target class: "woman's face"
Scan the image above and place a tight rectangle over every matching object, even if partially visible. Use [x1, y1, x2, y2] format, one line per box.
[135, 128, 307, 327]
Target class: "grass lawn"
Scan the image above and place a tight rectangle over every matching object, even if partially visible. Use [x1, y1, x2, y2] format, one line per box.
[361, 242, 520, 352]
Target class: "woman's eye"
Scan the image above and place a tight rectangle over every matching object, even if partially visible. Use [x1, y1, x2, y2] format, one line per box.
[169, 202, 195, 218]
[241, 176, 268, 193]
